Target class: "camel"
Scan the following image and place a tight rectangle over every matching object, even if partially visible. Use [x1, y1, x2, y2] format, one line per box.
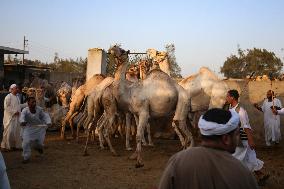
[60, 74, 105, 139]
[95, 46, 191, 167]
[57, 82, 72, 108]
[179, 67, 229, 111]
[81, 62, 141, 154]
[138, 60, 152, 80]
[25, 87, 46, 108]
[147, 49, 170, 76]
[178, 67, 229, 130]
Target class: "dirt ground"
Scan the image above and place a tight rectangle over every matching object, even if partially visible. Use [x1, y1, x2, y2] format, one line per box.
[2, 131, 284, 189]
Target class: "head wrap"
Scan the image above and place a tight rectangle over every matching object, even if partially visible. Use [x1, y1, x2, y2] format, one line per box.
[198, 109, 240, 136]
[9, 84, 17, 92]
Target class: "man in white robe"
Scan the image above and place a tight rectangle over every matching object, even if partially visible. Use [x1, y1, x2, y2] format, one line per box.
[254, 90, 282, 146]
[20, 96, 51, 163]
[1, 84, 22, 150]
[227, 89, 269, 186]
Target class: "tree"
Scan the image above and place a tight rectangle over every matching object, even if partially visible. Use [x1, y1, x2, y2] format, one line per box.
[221, 47, 283, 78]
[165, 44, 182, 78]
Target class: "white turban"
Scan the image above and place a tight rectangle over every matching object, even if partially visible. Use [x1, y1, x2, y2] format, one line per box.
[198, 109, 240, 136]
[9, 84, 17, 92]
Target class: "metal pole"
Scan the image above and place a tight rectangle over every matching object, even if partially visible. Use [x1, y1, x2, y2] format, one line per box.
[22, 36, 28, 64]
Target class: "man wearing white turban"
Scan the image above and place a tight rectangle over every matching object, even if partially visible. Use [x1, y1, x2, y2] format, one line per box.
[159, 108, 258, 189]
[1, 84, 22, 150]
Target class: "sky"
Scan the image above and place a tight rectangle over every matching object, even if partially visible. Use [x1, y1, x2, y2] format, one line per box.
[1, 0, 284, 76]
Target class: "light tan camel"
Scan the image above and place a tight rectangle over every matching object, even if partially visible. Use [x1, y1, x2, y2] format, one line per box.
[101, 46, 191, 167]
[57, 82, 72, 108]
[178, 67, 229, 133]
[179, 67, 229, 112]
[81, 61, 141, 155]
[147, 49, 170, 76]
[61, 74, 105, 139]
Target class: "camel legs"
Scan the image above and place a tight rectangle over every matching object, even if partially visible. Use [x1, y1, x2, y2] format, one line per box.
[146, 123, 153, 146]
[97, 114, 107, 149]
[61, 110, 74, 139]
[172, 121, 186, 147]
[69, 112, 79, 139]
[83, 124, 91, 156]
[102, 115, 118, 156]
[133, 111, 149, 168]
[134, 115, 153, 147]
[76, 112, 88, 143]
[125, 113, 132, 151]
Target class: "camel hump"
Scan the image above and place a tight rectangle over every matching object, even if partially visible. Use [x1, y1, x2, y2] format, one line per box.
[92, 74, 106, 79]
[148, 69, 169, 77]
[199, 67, 219, 80]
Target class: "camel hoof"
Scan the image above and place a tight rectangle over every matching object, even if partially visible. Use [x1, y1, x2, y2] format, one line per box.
[142, 143, 148, 146]
[148, 143, 154, 147]
[135, 163, 144, 168]
[126, 147, 133, 151]
[83, 152, 89, 156]
[112, 152, 119, 157]
[99, 146, 106, 150]
[129, 152, 137, 160]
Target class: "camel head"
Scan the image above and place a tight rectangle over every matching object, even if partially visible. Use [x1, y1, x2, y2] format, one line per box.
[36, 88, 45, 99]
[126, 64, 139, 81]
[26, 88, 37, 98]
[147, 49, 170, 75]
[147, 49, 157, 58]
[22, 87, 29, 94]
[138, 60, 153, 80]
[57, 85, 71, 107]
[108, 45, 129, 66]
[147, 49, 168, 63]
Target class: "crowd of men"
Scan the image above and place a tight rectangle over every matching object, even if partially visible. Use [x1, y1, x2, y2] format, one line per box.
[159, 89, 282, 188]
[0, 83, 282, 188]
[0, 84, 51, 188]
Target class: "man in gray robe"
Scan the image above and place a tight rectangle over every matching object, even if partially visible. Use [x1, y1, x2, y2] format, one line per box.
[159, 108, 258, 189]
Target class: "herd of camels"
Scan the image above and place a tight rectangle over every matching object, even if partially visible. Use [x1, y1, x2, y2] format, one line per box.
[32, 45, 229, 168]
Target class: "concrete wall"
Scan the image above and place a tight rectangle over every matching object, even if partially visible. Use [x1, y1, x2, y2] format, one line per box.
[86, 48, 107, 81]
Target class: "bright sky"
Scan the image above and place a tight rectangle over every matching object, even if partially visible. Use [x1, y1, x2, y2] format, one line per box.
[1, 0, 284, 76]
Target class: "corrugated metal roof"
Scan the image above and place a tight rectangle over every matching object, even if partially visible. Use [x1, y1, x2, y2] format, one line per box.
[0, 46, 29, 54]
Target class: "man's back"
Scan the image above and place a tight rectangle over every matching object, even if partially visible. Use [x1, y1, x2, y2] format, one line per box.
[159, 147, 258, 189]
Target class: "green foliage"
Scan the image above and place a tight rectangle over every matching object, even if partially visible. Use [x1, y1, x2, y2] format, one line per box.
[165, 44, 182, 78]
[221, 47, 283, 78]
[50, 55, 87, 73]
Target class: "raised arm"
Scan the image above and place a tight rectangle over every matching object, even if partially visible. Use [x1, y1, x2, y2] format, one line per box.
[253, 103, 263, 112]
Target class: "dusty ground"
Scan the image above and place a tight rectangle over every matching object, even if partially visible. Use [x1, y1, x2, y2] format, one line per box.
[2, 131, 284, 189]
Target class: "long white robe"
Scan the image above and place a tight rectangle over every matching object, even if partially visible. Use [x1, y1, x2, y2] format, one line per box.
[1, 93, 22, 149]
[231, 104, 264, 172]
[20, 106, 51, 160]
[261, 98, 282, 145]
